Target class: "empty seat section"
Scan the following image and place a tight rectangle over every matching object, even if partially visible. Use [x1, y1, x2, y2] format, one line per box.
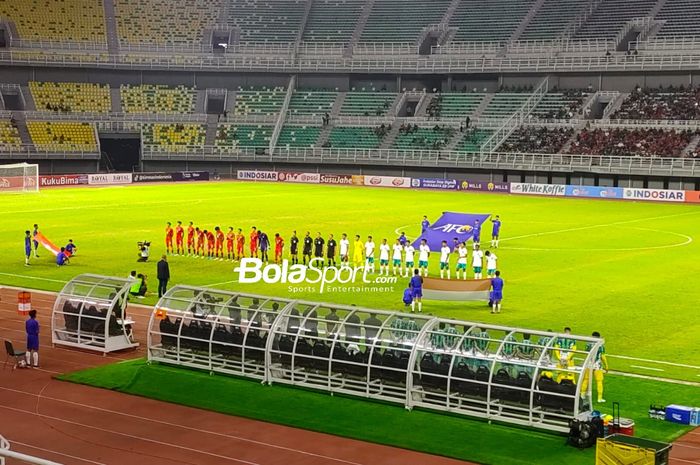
[115, 0, 221, 44]
[288, 90, 337, 117]
[575, 0, 656, 39]
[235, 87, 286, 116]
[0, 0, 106, 42]
[340, 92, 396, 116]
[277, 125, 321, 148]
[482, 94, 530, 118]
[361, 0, 451, 43]
[438, 94, 486, 117]
[656, 0, 700, 37]
[27, 121, 98, 152]
[0, 121, 21, 150]
[393, 127, 455, 151]
[227, 0, 305, 43]
[457, 129, 494, 153]
[30, 81, 111, 113]
[328, 127, 383, 148]
[216, 125, 273, 149]
[120, 85, 195, 114]
[303, 0, 363, 43]
[520, 0, 588, 40]
[450, 0, 534, 42]
[142, 124, 206, 151]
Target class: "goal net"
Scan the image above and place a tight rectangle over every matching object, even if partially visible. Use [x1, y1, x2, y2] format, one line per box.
[0, 163, 39, 193]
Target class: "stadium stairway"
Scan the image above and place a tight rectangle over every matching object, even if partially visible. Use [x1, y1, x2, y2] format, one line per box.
[12, 113, 33, 146]
[225, 90, 237, 115]
[110, 87, 122, 112]
[314, 93, 347, 147]
[204, 115, 219, 145]
[378, 124, 401, 149]
[602, 92, 629, 120]
[472, 93, 495, 119]
[508, 0, 547, 42]
[295, 0, 314, 49]
[443, 126, 467, 152]
[347, 0, 376, 55]
[682, 134, 700, 157]
[195, 90, 207, 114]
[21, 86, 36, 112]
[103, 0, 120, 54]
[414, 93, 432, 117]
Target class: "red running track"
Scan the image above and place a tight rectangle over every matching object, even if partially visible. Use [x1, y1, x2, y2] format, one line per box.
[0, 287, 471, 465]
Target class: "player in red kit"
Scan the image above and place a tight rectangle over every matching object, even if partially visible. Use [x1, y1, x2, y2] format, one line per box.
[214, 226, 225, 259]
[274, 233, 284, 264]
[236, 228, 245, 260]
[206, 229, 215, 258]
[249, 226, 259, 258]
[187, 222, 195, 255]
[165, 222, 174, 254]
[175, 221, 184, 255]
[226, 227, 235, 260]
[196, 227, 205, 257]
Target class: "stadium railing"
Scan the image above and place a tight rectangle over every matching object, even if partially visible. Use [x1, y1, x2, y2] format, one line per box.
[139, 146, 700, 176]
[2, 49, 700, 73]
[353, 42, 419, 55]
[297, 42, 348, 56]
[0, 144, 101, 160]
[632, 36, 700, 53]
[0, 434, 63, 465]
[8, 37, 108, 51]
[14, 111, 208, 123]
[592, 119, 700, 130]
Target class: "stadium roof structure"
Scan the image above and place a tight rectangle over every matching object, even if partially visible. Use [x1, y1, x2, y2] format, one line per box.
[149, 285, 603, 432]
[52, 274, 140, 353]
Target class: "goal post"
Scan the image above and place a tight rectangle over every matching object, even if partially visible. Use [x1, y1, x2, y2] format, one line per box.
[0, 163, 39, 193]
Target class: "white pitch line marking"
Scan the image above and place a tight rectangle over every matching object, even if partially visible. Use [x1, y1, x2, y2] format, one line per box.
[500, 210, 700, 243]
[630, 365, 664, 372]
[608, 371, 700, 387]
[0, 272, 67, 284]
[608, 355, 700, 370]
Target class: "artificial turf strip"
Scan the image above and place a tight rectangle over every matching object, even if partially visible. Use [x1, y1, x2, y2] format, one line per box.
[58, 360, 696, 465]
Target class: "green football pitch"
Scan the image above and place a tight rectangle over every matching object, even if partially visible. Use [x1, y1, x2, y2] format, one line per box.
[2, 181, 699, 379]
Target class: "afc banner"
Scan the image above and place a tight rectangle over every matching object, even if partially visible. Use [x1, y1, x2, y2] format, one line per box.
[412, 211, 491, 250]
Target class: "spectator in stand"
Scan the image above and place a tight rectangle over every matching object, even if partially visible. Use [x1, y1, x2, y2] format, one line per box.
[501, 127, 574, 154]
[612, 85, 700, 120]
[567, 128, 696, 158]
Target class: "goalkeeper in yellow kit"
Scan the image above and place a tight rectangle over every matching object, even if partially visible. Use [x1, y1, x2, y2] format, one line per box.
[581, 331, 609, 403]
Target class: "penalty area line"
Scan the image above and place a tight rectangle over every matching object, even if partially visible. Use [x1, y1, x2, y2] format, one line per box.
[630, 365, 664, 372]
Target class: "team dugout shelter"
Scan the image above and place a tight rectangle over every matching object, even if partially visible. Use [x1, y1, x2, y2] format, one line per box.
[149, 285, 603, 432]
[52, 274, 139, 353]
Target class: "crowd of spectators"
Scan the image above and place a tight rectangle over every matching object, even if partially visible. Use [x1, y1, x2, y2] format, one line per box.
[538, 89, 590, 120]
[500, 127, 574, 153]
[612, 85, 700, 120]
[567, 128, 696, 158]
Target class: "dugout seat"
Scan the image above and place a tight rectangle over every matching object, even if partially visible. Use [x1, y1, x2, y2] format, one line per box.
[452, 362, 476, 396]
[159, 317, 178, 349]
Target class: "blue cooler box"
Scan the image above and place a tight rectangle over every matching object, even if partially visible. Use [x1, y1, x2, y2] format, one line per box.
[665, 405, 692, 425]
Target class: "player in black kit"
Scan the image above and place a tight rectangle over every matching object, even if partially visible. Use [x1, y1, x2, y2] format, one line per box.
[302, 231, 313, 265]
[289, 230, 299, 264]
[327, 234, 337, 267]
[313, 232, 325, 264]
